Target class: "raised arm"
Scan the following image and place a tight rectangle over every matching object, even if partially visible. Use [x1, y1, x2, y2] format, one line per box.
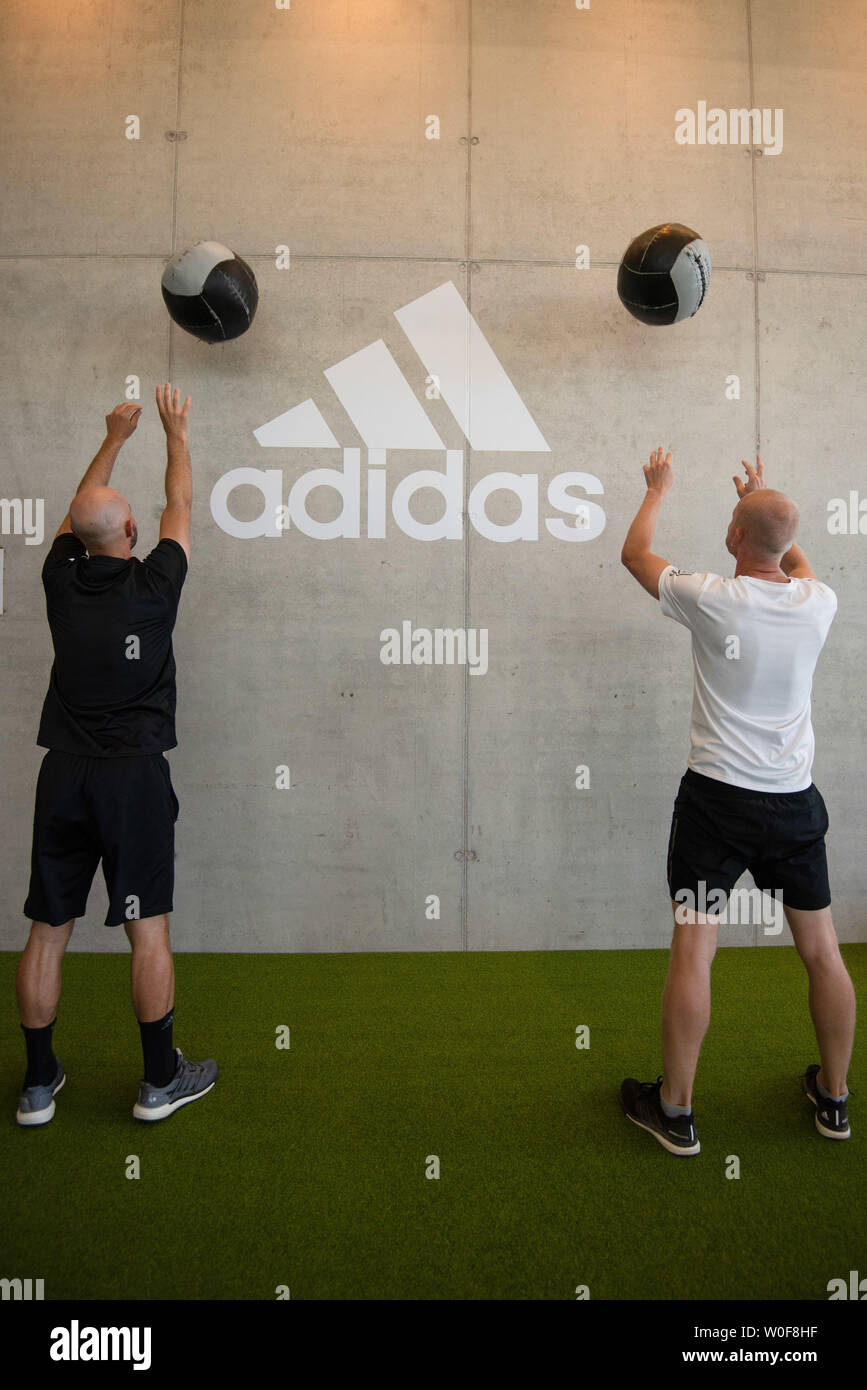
[156, 383, 192, 561]
[621, 447, 675, 599]
[54, 404, 142, 539]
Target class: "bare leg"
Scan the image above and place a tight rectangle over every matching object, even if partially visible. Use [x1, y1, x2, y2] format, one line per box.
[124, 913, 174, 1022]
[16, 920, 75, 1028]
[784, 904, 855, 1097]
[661, 901, 721, 1108]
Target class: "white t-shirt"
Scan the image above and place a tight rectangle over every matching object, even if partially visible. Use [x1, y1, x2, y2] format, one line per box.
[657, 566, 837, 792]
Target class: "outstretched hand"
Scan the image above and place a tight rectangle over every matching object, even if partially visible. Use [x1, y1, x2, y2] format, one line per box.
[733, 454, 764, 497]
[105, 402, 142, 441]
[644, 446, 673, 493]
[155, 382, 191, 440]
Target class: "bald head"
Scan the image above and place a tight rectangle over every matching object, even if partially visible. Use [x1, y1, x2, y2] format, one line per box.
[69, 487, 136, 555]
[731, 489, 799, 559]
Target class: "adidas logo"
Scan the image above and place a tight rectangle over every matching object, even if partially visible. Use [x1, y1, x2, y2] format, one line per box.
[210, 281, 607, 544]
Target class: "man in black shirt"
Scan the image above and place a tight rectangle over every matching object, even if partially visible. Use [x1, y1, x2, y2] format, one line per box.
[16, 384, 217, 1125]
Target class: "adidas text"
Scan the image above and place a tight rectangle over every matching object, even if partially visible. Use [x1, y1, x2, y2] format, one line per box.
[211, 451, 606, 543]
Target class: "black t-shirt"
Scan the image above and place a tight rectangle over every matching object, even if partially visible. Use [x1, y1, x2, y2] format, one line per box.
[36, 533, 188, 757]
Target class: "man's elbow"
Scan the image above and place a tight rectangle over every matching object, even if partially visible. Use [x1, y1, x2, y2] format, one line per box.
[621, 549, 636, 569]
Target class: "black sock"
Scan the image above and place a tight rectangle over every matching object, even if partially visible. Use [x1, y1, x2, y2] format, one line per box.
[139, 1010, 176, 1087]
[22, 1018, 58, 1089]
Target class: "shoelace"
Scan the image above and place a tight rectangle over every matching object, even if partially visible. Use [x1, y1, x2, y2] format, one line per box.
[170, 1053, 206, 1094]
[638, 1076, 664, 1097]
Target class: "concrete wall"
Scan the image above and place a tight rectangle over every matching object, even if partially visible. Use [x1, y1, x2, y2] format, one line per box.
[1, 0, 865, 953]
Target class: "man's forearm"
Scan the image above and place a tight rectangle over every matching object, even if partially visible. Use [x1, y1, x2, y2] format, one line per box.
[75, 436, 124, 493]
[164, 436, 192, 506]
[622, 487, 666, 560]
[780, 543, 807, 575]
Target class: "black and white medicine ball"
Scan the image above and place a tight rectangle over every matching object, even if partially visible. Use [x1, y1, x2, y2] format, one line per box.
[161, 241, 258, 343]
[617, 223, 711, 326]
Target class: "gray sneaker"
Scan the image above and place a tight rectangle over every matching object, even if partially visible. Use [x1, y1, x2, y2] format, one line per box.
[17, 1063, 65, 1127]
[133, 1049, 217, 1122]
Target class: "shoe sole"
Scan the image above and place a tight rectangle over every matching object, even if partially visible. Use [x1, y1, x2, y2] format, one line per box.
[803, 1078, 850, 1140]
[133, 1080, 215, 1122]
[16, 1072, 66, 1127]
[621, 1099, 700, 1156]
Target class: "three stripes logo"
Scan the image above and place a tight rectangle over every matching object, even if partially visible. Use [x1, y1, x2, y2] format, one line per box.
[210, 281, 607, 543]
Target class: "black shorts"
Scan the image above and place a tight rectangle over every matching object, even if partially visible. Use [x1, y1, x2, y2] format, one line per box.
[23, 751, 179, 928]
[666, 768, 831, 914]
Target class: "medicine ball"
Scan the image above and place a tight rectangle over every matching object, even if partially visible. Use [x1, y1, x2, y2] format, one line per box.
[617, 223, 711, 325]
[161, 241, 258, 343]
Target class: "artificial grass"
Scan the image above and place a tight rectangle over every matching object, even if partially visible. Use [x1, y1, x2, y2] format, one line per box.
[1, 945, 864, 1301]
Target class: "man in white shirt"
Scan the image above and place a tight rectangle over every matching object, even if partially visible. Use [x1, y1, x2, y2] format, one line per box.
[618, 449, 855, 1155]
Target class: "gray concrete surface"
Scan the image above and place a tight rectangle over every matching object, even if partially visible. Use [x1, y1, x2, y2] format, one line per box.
[1, 1, 864, 952]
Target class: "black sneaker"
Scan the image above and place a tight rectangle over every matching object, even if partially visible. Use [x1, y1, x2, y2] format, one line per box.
[620, 1076, 700, 1156]
[133, 1049, 217, 1122]
[802, 1064, 850, 1139]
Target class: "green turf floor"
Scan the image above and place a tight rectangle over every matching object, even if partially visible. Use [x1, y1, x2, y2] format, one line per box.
[1, 945, 864, 1300]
